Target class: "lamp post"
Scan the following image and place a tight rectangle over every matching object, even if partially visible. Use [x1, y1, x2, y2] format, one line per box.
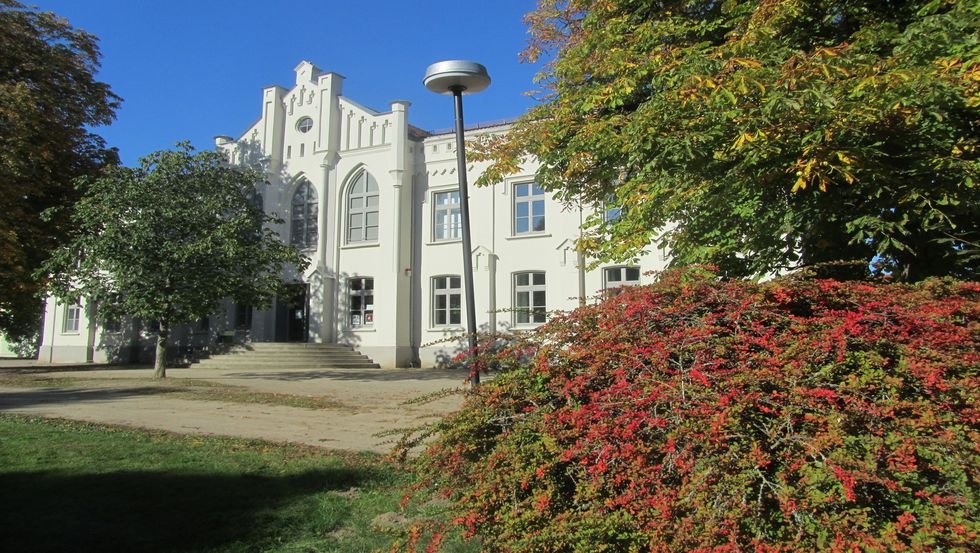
[423, 60, 490, 386]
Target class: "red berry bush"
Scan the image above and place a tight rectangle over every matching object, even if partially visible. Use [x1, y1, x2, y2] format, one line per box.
[398, 269, 978, 552]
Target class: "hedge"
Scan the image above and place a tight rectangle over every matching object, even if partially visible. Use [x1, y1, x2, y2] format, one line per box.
[395, 269, 978, 552]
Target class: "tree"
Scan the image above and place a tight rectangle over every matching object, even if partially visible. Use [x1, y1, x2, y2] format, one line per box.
[0, 0, 120, 341]
[475, 0, 979, 281]
[41, 144, 308, 378]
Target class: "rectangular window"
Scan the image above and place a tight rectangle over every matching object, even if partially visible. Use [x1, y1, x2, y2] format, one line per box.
[433, 190, 461, 241]
[235, 304, 253, 329]
[347, 172, 380, 243]
[62, 302, 81, 333]
[432, 275, 462, 326]
[604, 193, 623, 222]
[348, 277, 374, 328]
[514, 182, 546, 234]
[514, 271, 547, 325]
[603, 266, 641, 294]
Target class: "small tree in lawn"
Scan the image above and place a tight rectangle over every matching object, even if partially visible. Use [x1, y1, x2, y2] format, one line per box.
[42, 143, 307, 378]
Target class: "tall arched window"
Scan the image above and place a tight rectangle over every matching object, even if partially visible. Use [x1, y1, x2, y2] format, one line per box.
[346, 171, 379, 243]
[290, 180, 318, 249]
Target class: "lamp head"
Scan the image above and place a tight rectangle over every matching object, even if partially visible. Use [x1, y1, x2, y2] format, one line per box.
[423, 60, 490, 95]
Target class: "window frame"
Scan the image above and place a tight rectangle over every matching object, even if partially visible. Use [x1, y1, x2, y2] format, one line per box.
[513, 182, 546, 235]
[431, 275, 462, 327]
[604, 192, 623, 223]
[296, 117, 313, 133]
[603, 266, 642, 294]
[346, 171, 380, 244]
[348, 277, 375, 328]
[62, 302, 81, 334]
[513, 271, 547, 325]
[235, 304, 253, 330]
[289, 180, 318, 250]
[432, 189, 462, 242]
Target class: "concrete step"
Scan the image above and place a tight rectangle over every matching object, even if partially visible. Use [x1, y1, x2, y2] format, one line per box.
[207, 351, 368, 358]
[195, 354, 376, 363]
[194, 361, 380, 369]
[192, 342, 380, 369]
[245, 342, 354, 351]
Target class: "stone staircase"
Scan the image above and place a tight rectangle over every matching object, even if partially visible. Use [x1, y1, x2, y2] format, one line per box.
[192, 342, 380, 370]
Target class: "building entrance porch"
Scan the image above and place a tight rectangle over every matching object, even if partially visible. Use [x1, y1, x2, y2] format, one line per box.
[275, 282, 310, 342]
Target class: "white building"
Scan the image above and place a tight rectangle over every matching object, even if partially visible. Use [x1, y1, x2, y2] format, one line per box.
[30, 61, 667, 368]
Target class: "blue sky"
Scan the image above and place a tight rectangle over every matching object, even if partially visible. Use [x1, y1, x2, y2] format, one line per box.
[32, 1, 543, 167]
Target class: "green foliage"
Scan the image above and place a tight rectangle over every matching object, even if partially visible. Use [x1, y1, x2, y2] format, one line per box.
[4, 327, 39, 358]
[399, 268, 979, 551]
[40, 143, 307, 375]
[0, 0, 119, 340]
[476, 0, 980, 281]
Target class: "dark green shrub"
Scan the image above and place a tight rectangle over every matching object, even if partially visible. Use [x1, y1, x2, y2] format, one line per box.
[396, 269, 978, 552]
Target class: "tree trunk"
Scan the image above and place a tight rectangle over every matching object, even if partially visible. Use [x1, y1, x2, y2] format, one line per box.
[153, 324, 169, 379]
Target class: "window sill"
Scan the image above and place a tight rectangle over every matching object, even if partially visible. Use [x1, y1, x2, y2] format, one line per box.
[341, 242, 380, 250]
[425, 239, 462, 246]
[426, 327, 465, 333]
[511, 322, 546, 329]
[506, 233, 552, 241]
[345, 327, 376, 333]
[59, 331, 81, 336]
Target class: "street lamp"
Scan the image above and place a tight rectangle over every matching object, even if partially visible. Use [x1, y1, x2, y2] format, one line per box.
[423, 60, 490, 386]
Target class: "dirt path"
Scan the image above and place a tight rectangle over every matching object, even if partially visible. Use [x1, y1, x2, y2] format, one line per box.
[0, 364, 467, 454]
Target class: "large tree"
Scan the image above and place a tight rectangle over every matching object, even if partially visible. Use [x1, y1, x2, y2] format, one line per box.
[476, 0, 979, 280]
[42, 144, 307, 378]
[0, 0, 120, 340]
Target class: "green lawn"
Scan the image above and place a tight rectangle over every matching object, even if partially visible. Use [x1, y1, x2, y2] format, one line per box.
[0, 415, 430, 552]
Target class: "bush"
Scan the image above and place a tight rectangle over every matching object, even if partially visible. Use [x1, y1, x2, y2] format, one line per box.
[397, 268, 978, 552]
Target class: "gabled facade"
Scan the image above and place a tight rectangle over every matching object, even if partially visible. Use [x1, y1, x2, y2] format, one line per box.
[31, 61, 668, 368]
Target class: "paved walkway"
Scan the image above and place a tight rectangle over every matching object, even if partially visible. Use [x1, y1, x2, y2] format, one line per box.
[0, 361, 467, 454]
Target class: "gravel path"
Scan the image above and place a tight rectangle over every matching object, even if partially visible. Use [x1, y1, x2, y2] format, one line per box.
[0, 363, 467, 454]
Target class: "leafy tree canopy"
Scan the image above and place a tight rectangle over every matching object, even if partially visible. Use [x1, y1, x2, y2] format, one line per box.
[0, 0, 120, 340]
[475, 0, 979, 281]
[41, 144, 308, 377]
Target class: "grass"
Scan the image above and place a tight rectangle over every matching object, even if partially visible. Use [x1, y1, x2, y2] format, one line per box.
[0, 414, 471, 552]
[0, 372, 350, 410]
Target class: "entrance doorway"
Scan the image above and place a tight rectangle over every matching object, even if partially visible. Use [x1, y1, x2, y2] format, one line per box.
[282, 283, 309, 342]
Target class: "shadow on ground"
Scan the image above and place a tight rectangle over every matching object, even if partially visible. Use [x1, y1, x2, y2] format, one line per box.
[0, 467, 373, 553]
[0, 386, 181, 409]
[0, 364, 145, 374]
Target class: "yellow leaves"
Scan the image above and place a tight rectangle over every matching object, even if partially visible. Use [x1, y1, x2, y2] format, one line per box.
[851, 75, 879, 96]
[934, 57, 962, 75]
[792, 159, 815, 192]
[951, 139, 977, 157]
[726, 57, 763, 71]
[690, 75, 720, 91]
[565, 151, 594, 177]
[791, 150, 859, 192]
[814, 47, 841, 58]
[732, 132, 753, 151]
[731, 130, 768, 151]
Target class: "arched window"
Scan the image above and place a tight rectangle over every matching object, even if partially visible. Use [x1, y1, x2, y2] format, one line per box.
[346, 171, 379, 243]
[290, 180, 318, 249]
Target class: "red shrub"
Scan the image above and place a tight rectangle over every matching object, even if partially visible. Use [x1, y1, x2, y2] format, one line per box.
[401, 269, 978, 552]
